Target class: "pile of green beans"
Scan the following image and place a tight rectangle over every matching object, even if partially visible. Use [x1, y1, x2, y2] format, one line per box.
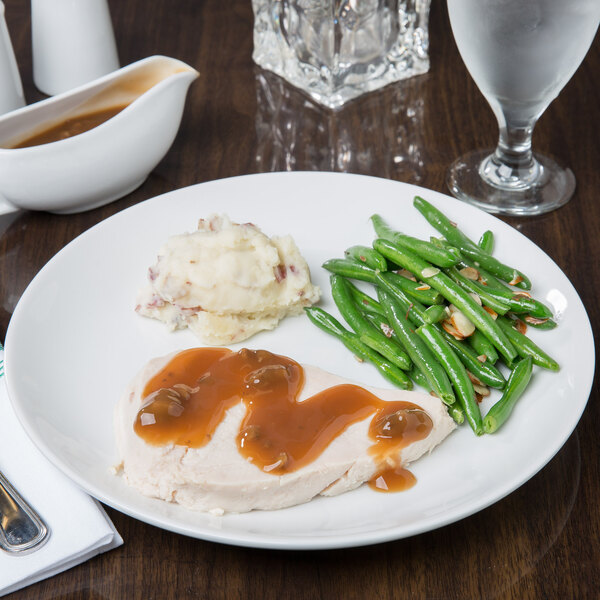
[305, 195, 560, 436]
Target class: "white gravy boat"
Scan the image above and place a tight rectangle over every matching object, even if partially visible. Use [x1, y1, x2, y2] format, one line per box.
[0, 55, 199, 214]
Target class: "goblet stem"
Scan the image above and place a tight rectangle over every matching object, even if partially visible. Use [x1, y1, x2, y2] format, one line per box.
[480, 117, 541, 191]
[446, 106, 576, 215]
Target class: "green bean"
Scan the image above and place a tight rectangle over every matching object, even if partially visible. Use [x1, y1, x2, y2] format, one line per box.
[445, 252, 553, 319]
[344, 245, 388, 271]
[451, 249, 520, 294]
[304, 307, 413, 389]
[468, 329, 500, 365]
[379, 267, 508, 391]
[359, 332, 410, 371]
[357, 302, 385, 321]
[479, 289, 552, 319]
[407, 364, 431, 391]
[519, 315, 558, 330]
[304, 305, 348, 336]
[417, 323, 483, 435]
[330, 275, 370, 334]
[344, 279, 386, 318]
[462, 261, 508, 292]
[407, 366, 466, 425]
[525, 300, 554, 320]
[413, 196, 531, 290]
[434, 237, 519, 296]
[433, 239, 510, 292]
[374, 238, 518, 364]
[478, 230, 494, 253]
[483, 356, 533, 433]
[378, 289, 455, 405]
[371, 214, 459, 267]
[496, 316, 560, 371]
[376, 271, 506, 387]
[444, 266, 511, 314]
[475, 290, 534, 315]
[370, 213, 397, 240]
[322, 258, 378, 284]
[374, 272, 427, 327]
[423, 304, 447, 324]
[478, 288, 538, 315]
[383, 271, 444, 305]
[441, 333, 506, 389]
[330, 275, 411, 370]
[429, 235, 453, 250]
[446, 402, 466, 426]
[452, 270, 552, 318]
[364, 312, 401, 343]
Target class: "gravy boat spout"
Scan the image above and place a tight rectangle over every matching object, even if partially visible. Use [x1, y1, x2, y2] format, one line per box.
[0, 55, 199, 214]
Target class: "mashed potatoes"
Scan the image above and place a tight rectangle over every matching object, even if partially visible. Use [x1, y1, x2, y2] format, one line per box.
[135, 214, 321, 344]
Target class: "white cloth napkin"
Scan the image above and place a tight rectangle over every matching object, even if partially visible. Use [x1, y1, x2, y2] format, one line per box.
[0, 362, 123, 597]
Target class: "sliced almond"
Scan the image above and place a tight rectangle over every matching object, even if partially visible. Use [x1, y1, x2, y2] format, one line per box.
[483, 305, 498, 320]
[469, 292, 482, 306]
[467, 371, 484, 386]
[476, 354, 487, 363]
[441, 320, 465, 340]
[450, 310, 475, 337]
[514, 319, 527, 335]
[421, 267, 440, 278]
[395, 269, 417, 282]
[380, 323, 394, 338]
[415, 284, 431, 291]
[472, 383, 490, 397]
[459, 266, 480, 280]
[512, 291, 532, 299]
[523, 315, 549, 326]
[475, 393, 484, 404]
[509, 273, 524, 286]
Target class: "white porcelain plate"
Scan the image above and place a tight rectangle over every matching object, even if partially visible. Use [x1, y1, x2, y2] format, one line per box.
[5, 173, 594, 550]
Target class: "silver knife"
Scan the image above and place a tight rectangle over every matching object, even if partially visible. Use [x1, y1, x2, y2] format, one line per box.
[0, 469, 49, 554]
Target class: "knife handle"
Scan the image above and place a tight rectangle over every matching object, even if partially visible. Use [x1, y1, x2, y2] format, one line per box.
[0, 469, 49, 554]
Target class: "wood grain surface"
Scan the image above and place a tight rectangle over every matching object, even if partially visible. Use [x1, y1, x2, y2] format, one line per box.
[2, 1, 599, 598]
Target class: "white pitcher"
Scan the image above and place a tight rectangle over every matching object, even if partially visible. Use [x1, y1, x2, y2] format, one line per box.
[0, 1, 25, 115]
[31, 0, 120, 95]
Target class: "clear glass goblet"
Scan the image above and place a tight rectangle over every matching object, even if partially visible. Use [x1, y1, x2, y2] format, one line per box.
[446, 0, 600, 216]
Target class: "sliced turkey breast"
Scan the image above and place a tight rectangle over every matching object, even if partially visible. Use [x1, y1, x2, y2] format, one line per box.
[115, 350, 455, 514]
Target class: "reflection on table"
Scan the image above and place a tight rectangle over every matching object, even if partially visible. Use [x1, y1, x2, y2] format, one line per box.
[255, 69, 426, 182]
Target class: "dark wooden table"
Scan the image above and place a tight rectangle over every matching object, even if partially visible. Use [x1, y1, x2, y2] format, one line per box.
[2, 1, 599, 598]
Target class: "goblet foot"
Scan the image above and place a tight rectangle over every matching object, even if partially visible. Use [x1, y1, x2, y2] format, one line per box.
[447, 149, 576, 216]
